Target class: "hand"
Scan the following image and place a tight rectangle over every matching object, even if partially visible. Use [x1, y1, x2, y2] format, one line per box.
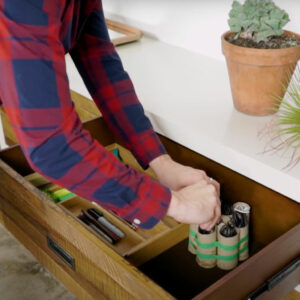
[150, 154, 220, 194]
[166, 181, 221, 231]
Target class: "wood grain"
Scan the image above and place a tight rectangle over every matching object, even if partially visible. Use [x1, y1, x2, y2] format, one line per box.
[59, 196, 144, 256]
[283, 290, 300, 300]
[160, 134, 300, 245]
[106, 19, 143, 46]
[0, 147, 173, 300]
[0, 106, 17, 145]
[192, 224, 300, 300]
[126, 223, 189, 267]
[71, 90, 100, 122]
[0, 203, 130, 300]
[23, 143, 186, 264]
[0, 90, 299, 299]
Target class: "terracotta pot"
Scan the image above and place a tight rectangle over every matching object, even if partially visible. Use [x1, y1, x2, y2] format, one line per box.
[222, 30, 300, 115]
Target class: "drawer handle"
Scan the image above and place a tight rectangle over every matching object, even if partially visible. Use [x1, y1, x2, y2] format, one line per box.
[47, 235, 75, 270]
[245, 255, 300, 300]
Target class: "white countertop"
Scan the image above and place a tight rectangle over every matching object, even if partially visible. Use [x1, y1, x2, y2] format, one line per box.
[66, 36, 300, 203]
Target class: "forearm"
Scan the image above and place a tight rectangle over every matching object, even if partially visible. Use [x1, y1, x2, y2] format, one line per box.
[29, 123, 172, 228]
[149, 154, 173, 179]
[0, 7, 171, 229]
[70, 6, 167, 169]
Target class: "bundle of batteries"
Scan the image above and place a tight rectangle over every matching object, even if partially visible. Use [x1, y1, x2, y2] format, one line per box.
[188, 202, 251, 270]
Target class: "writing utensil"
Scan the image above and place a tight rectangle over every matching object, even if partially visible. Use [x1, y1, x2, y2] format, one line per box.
[78, 215, 114, 244]
[81, 210, 121, 244]
[91, 202, 137, 231]
[87, 208, 125, 239]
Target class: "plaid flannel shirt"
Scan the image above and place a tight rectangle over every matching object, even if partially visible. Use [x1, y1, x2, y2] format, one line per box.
[0, 0, 171, 229]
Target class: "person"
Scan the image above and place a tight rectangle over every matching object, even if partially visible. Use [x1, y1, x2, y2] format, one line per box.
[0, 0, 221, 230]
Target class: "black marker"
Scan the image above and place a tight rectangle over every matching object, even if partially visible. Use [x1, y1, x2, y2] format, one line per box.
[87, 208, 125, 239]
[79, 215, 114, 244]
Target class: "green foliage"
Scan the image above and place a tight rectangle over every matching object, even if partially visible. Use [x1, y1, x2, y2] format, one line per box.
[264, 66, 300, 169]
[228, 0, 290, 42]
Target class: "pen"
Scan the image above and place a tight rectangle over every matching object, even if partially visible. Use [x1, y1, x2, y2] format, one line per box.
[87, 208, 125, 239]
[81, 210, 121, 244]
[91, 202, 137, 231]
[78, 215, 114, 244]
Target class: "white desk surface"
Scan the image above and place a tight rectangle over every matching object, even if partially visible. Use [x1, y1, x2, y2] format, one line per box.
[66, 36, 300, 203]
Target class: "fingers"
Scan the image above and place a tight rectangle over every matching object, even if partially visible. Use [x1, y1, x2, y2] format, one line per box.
[210, 179, 221, 197]
[210, 202, 221, 229]
[168, 179, 221, 226]
[199, 199, 221, 231]
[193, 168, 220, 197]
[199, 222, 211, 231]
[197, 170, 210, 181]
[198, 182, 221, 231]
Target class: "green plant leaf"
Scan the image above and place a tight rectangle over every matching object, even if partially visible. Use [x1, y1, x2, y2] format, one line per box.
[266, 66, 300, 168]
[228, 0, 290, 41]
[264, 18, 280, 29]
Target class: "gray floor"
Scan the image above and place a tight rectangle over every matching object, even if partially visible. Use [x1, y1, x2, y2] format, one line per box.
[0, 224, 76, 300]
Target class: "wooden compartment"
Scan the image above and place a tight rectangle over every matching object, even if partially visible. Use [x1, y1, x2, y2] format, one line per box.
[0, 93, 299, 300]
[22, 142, 185, 266]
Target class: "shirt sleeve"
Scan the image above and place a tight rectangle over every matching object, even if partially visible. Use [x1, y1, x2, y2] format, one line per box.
[69, 4, 167, 170]
[0, 0, 171, 229]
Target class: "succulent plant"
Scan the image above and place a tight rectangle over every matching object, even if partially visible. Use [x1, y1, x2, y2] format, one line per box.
[228, 0, 290, 42]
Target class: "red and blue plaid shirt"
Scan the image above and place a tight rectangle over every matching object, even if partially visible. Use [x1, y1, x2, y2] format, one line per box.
[0, 0, 171, 229]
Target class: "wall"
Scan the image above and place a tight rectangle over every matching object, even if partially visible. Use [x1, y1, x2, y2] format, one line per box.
[0, 113, 8, 149]
[103, 0, 300, 61]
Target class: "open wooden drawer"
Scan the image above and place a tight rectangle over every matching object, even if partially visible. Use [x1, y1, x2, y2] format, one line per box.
[0, 99, 299, 300]
[20, 142, 186, 267]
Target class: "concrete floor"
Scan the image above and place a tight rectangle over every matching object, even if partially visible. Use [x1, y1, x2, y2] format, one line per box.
[0, 224, 76, 300]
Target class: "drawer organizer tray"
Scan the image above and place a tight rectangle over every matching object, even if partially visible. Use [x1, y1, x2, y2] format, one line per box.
[23, 142, 186, 267]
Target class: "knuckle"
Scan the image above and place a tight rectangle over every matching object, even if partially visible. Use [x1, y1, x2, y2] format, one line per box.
[207, 185, 216, 193]
[194, 170, 206, 180]
[199, 170, 206, 177]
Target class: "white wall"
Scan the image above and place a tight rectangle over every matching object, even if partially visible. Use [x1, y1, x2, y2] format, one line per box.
[103, 0, 300, 61]
[0, 113, 8, 149]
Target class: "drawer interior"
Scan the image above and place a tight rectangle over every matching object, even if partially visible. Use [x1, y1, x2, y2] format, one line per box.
[0, 115, 299, 300]
[137, 136, 300, 299]
[139, 237, 260, 300]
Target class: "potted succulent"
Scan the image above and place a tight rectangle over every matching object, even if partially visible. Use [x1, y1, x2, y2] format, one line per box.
[222, 0, 300, 116]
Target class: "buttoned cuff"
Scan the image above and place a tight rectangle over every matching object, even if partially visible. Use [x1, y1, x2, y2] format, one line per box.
[129, 130, 168, 170]
[117, 176, 172, 229]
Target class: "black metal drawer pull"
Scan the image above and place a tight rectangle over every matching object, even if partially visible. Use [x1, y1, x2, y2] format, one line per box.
[245, 255, 300, 299]
[47, 235, 75, 270]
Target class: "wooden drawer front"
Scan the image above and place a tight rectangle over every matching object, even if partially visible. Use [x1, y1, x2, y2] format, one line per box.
[0, 197, 124, 300]
[0, 148, 174, 300]
[0, 114, 300, 300]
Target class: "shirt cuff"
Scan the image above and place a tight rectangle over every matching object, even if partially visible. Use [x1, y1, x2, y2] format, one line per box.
[117, 176, 172, 229]
[129, 130, 168, 170]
